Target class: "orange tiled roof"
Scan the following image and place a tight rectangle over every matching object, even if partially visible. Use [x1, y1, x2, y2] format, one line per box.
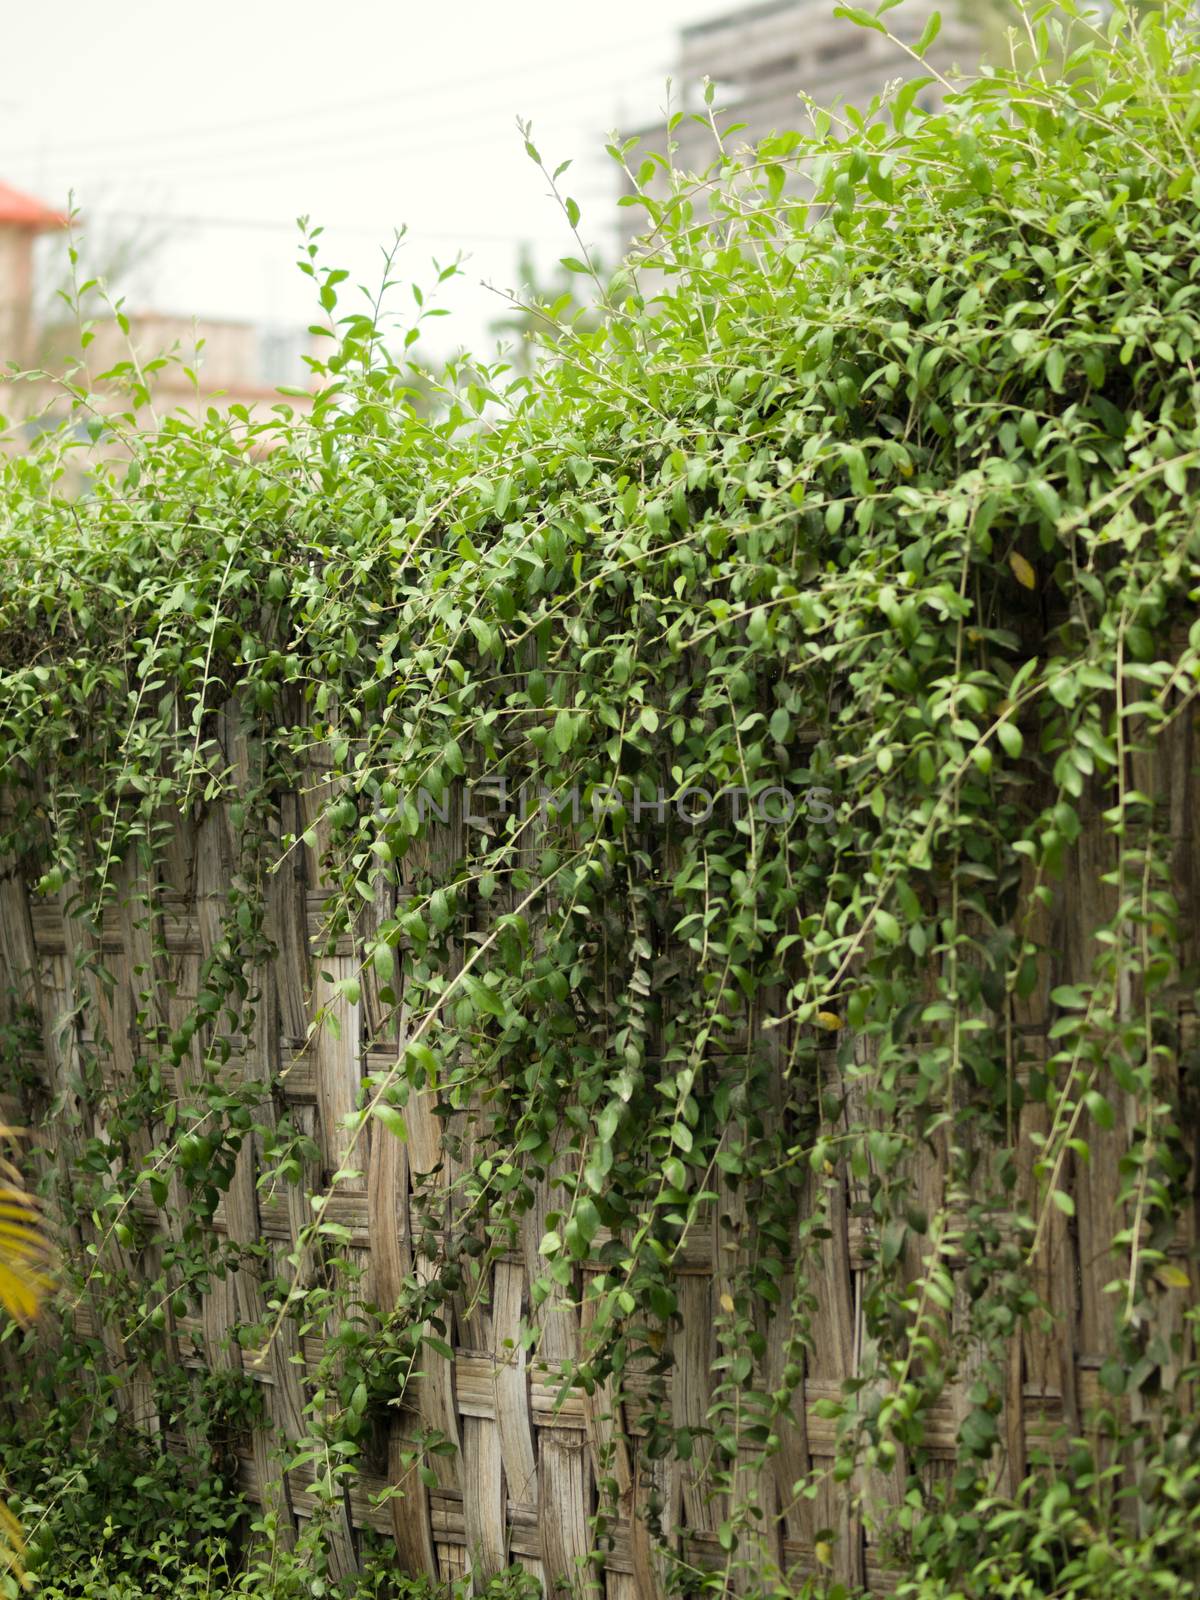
[0, 181, 66, 230]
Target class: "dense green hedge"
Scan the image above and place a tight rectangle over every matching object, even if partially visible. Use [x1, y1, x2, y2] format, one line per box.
[5, 2, 1200, 1595]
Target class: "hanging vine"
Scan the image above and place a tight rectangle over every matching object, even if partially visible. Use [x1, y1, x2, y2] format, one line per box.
[4, 4, 1200, 1596]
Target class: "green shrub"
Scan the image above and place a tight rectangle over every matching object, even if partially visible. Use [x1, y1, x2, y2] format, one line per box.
[2, 1433, 540, 1600]
[3, 1, 1200, 1595]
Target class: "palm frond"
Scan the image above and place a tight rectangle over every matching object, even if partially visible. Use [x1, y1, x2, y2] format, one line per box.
[0, 1126, 50, 1590]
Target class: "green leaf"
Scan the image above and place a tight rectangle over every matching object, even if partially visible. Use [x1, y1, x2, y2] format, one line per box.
[574, 1197, 600, 1244]
[553, 709, 576, 752]
[915, 9, 941, 54]
[464, 974, 506, 1019]
[1084, 1090, 1114, 1130]
[373, 1104, 407, 1141]
[833, 5, 887, 33]
[968, 162, 992, 197]
[1029, 479, 1062, 523]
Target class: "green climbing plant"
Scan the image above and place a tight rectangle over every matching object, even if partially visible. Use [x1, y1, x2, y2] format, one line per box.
[3, 3, 1200, 1595]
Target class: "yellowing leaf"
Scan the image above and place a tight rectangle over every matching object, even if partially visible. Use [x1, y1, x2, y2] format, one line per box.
[815, 1540, 833, 1567]
[1156, 1264, 1191, 1289]
[1009, 551, 1037, 590]
[816, 1011, 844, 1031]
[719, 1292, 735, 1314]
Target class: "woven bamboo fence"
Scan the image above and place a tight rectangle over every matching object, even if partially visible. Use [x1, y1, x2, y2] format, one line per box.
[1, 698, 1197, 1596]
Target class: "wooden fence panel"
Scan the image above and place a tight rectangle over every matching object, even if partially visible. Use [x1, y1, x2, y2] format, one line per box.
[2, 699, 1199, 1596]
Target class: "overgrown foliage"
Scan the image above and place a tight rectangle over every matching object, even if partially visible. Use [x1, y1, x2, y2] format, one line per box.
[3, 1, 1200, 1595]
[0, 1416, 537, 1600]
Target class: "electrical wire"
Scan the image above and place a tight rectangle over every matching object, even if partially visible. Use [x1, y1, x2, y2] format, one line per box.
[3, 25, 680, 168]
[15, 92, 666, 190]
[85, 207, 597, 247]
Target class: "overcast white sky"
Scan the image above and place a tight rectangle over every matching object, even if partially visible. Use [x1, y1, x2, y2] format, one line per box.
[1, 0, 765, 358]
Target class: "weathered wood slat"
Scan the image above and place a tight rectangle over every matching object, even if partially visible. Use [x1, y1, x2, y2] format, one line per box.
[5, 702, 1199, 1596]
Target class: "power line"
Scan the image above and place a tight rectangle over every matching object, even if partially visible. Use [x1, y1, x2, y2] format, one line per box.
[10, 113, 641, 205]
[23, 132, 615, 190]
[4, 26, 680, 167]
[48, 164, 616, 248]
[19, 133, 622, 222]
[89, 207, 590, 248]
[15, 82, 665, 187]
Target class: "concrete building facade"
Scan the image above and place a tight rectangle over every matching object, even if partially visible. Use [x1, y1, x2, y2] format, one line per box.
[619, 0, 979, 247]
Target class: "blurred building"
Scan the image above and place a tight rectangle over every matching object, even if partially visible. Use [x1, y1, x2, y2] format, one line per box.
[0, 180, 66, 367]
[66, 312, 314, 418]
[619, 0, 979, 246]
[0, 178, 314, 432]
